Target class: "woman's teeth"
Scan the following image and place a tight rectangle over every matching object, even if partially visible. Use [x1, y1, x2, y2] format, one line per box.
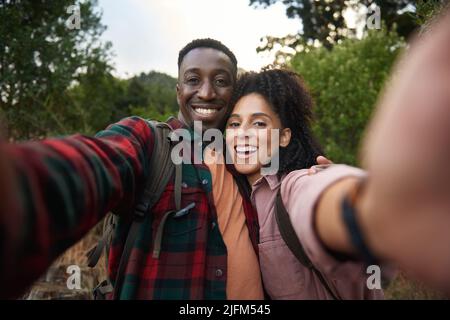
[194, 107, 219, 115]
[236, 146, 257, 156]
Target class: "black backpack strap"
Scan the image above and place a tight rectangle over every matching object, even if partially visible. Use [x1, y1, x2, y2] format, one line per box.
[112, 120, 175, 300]
[274, 190, 341, 300]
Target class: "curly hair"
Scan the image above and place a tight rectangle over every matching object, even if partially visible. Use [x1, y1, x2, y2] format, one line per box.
[229, 68, 323, 176]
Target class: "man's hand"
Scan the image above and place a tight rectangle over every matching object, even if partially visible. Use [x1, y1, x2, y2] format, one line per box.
[358, 10, 450, 293]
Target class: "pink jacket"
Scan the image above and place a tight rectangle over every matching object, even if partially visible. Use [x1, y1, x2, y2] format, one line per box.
[251, 164, 391, 299]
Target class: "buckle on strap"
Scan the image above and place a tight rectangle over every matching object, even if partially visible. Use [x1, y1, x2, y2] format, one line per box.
[174, 202, 195, 218]
[152, 202, 196, 259]
[93, 280, 114, 300]
[134, 202, 149, 219]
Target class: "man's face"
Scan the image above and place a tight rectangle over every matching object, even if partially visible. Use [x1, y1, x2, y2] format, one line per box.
[177, 47, 235, 131]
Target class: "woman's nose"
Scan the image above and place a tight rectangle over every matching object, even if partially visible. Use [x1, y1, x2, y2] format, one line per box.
[236, 127, 257, 144]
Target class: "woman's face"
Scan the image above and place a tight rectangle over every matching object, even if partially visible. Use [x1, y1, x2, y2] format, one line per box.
[225, 93, 291, 184]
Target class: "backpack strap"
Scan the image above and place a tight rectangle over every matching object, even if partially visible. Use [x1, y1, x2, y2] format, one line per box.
[174, 163, 182, 211]
[274, 190, 342, 300]
[86, 220, 114, 268]
[151, 162, 188, 259]
[111, 120, 175, 299]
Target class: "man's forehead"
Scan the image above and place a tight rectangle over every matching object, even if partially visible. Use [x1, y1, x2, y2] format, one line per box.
[179, 47, 234, 75]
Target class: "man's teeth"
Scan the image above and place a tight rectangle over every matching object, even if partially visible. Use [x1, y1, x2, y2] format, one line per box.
[194, 107, 219, 115]
[236, 146, 257, 153]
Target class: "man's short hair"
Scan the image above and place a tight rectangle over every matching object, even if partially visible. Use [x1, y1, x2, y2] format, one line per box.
[178, 38, 238, 77]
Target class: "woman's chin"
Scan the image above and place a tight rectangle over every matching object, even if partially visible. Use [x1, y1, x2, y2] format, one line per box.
[233, 163, 262, 179]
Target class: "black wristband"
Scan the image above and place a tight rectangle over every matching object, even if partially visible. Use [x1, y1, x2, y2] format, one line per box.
[341, 193, 379, 267]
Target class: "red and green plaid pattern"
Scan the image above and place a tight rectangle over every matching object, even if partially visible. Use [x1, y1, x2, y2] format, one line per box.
[0, 116, 259, 300]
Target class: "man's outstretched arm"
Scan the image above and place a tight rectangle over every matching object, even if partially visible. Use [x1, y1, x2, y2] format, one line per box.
[0, 116, 154, 299]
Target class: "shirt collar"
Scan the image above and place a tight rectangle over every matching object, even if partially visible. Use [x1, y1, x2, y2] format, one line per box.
[252, 173, 282, 191]
[167, 116, 203, 142]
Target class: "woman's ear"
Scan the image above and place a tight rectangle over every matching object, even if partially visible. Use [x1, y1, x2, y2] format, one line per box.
[280, 128, 291, 147]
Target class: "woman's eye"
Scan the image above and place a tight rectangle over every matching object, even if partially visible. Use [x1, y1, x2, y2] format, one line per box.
[227, 122, 240, 128]
[253, 121, 267, 127]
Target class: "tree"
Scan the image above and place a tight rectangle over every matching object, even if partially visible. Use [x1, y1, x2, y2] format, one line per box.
[290, 28, 404, 165]
[125, 71, 178, 121]
[414, 0, 450, 29]
[250, 0, 416, 55]
[0, 0, 112, 139]
[67, 71, 179, 134]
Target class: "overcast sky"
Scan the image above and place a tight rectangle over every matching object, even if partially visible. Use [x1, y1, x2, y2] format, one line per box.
[97, 0, 301, 78]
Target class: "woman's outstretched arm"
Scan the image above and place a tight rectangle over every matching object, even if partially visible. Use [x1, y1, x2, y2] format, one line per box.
[314, 8, 450, 293]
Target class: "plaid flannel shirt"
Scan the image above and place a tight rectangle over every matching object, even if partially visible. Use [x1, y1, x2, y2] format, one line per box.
[0, 116, 259, 299]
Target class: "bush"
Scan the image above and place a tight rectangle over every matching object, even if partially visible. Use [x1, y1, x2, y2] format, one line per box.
[290, 28, 405, 165]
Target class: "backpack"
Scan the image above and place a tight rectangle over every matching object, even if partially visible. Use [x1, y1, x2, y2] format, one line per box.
[274, 190, 342, 300]
[86, 119, 184, 300]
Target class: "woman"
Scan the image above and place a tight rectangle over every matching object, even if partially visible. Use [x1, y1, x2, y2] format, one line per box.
[223, 69, 390, 299]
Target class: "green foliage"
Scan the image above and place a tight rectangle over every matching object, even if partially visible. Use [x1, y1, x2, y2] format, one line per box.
[250, 0, 416, 53]
[123, 72, 178, 116]
[412, 0, 449, 28]
[0, 0, 113, 139]
[67, 72, 127, 136]
[62, 71, 178, 135]
[129, 106, 175, 123]
[0, 1, 178, 139]
[290, 28, 405, 165]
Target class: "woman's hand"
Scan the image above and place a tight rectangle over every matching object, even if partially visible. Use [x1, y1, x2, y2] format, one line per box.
[358, 11, 450, 293]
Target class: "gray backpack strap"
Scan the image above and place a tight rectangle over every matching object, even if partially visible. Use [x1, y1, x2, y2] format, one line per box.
[274, 190, 342, 300]
[112, 120, 176, 300]
[174, 163, 182, 211]
[151, 162, 187, 259]
[87, 121, 174, 268]
[87, 213, 115, 268]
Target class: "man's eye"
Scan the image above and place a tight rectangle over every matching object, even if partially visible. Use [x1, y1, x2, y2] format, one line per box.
[215, 78, 229, 87]
[186, 77, 199, 85]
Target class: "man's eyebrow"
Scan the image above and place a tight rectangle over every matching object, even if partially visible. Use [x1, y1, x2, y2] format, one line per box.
[183, 68, 232, 76]
[183, 68, 200, 74]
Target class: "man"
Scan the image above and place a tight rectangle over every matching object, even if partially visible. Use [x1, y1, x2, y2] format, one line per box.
[0, 38, 327, 300]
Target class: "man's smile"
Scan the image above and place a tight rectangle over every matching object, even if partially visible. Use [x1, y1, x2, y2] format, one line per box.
[191, 104, 224, 117]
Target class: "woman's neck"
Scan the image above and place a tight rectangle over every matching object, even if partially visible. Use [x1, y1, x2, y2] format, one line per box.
[247, 172, 262, 186]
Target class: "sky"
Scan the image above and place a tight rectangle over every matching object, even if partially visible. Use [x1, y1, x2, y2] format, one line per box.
[97, 0, 301, 78]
